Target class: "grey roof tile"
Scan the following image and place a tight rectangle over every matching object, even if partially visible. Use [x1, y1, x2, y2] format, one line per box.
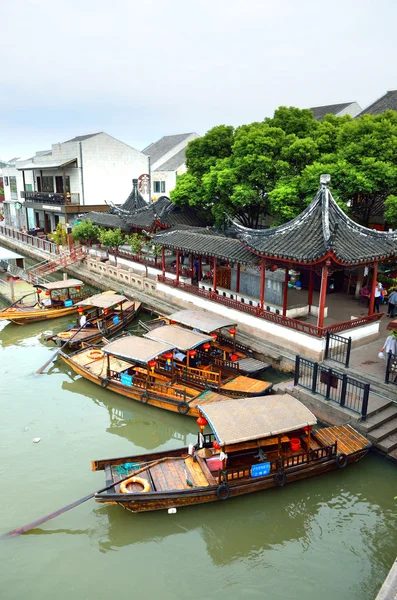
[85, 212, 130, 231]
[358, 90, 397, 116]
[155, 147, 187, 171]
[63, 133, 102, 143]
[143, 133, 195, 163]
[235, 181, 397, 265]
[310, 102, 354, 120]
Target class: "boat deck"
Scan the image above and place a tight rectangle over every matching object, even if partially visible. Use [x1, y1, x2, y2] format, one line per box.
[237, 357, 270, 374]
[219, 375, 272, 395]
[314, 424, 370, 454]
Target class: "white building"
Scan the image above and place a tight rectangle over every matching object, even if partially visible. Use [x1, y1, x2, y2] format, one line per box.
[2, 132, 149, 232]
[143, 133, 199, 199]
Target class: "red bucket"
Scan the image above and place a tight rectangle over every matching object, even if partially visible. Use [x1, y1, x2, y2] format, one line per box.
[290, 438, 301, 452]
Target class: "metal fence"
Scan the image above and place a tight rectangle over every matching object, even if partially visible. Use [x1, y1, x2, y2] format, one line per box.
[294, 355, 370, 419]
[324, 332, 352, 367]
[385, 352, 397, 385]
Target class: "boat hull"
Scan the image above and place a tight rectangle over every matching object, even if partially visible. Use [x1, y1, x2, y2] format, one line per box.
[0, 305, 82, 324]
[95, 447, 370, 513]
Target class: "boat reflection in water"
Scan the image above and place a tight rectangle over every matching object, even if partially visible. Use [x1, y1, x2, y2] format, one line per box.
[62, 379, 196, 451]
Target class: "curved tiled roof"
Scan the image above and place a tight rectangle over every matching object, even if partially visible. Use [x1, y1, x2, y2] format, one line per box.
[235, 176, 397, 265]
[153, 229, 257, 264]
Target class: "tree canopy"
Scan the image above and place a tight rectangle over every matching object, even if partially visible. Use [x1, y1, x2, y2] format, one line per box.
[171, 108, 397, 228]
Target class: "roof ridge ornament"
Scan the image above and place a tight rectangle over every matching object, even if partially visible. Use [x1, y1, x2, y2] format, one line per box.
[320, 173, 331, 188]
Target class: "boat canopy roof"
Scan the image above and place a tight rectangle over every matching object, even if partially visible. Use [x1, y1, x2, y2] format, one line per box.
[167, 309, 236, 333]
[0, 248, 24, 260]
[143, 325, 213, 351]
[37, 279, 84, 290]
[198, 395, 317, 446]
[102, 336, 175, 364]
[77, 292, 128, 309]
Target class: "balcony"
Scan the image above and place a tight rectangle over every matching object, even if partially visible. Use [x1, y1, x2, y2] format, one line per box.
[21, 191, 80, 205]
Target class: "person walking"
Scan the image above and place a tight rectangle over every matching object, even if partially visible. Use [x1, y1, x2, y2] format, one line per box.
[387, 288, 397, 318]
[380, 330, 397, 355]
[374, 281, 383, 313]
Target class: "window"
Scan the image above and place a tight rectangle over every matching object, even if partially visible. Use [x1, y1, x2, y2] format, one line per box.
[153, 181, 166, 194]
[9, 176, 17, 200]
[37, 176, 54, 193]
[55, 176, 70, 193]
[4, 177, 9, 186]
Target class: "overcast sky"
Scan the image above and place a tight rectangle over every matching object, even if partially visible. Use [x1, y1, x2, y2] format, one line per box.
[1, 0, 396, 160]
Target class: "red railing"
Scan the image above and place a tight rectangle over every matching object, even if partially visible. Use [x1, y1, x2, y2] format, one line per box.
[109, 248, 193, 278]
[0, 224, 58, 255]
[157, 275, 383, 339]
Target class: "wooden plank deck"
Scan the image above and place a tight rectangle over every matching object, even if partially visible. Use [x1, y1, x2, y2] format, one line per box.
[315, 424, 370, 455]
[237, 357, 271, 374]
[190, 390, 232, 408]
[220, 375, 272, 394]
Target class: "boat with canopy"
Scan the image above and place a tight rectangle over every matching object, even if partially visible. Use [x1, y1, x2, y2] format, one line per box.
[60, 335, 233, 416]
[0, 279, 89, 324]
[92, 395, 372, 513]
[47, 292, 141, 349]
[141, 309, 270, 375]
[143, 324, 272, 397]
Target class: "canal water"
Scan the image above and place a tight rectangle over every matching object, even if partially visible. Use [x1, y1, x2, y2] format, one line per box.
[0, 303, 396, 600]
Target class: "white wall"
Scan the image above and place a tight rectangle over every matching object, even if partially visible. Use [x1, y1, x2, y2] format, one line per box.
[81, 133, 149, 206]
[150, 133, 199, 170]
[152, 170, 177, 197]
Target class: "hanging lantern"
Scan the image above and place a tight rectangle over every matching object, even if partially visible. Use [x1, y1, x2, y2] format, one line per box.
[271, 265, 278, 271]
[203, 342, 211, 352]
[148, 359, 157, 373]
[164, 352, 173, 360]
[45, 291, 51, 296]
[77, 307, 84, 314]
[170, 320, 176, 325]
[75, 286, 81, 291]
[188, 349, 197, 358]
[230, 353, 239, 361]
[210, 333, 218, 340]
[213, 440, 221, 451]
[229, 328, 236, 337]
[103, 308, 108, 315]
[36, 289, 42, 295]
[303, 425, 313, 433]
[196, 416, 208, 432]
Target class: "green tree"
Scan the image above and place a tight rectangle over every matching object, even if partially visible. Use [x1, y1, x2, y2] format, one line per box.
[49, 222, 68, 247]
[384, 195, 397, 227]
[126, 233, 147, 256]
[72, 219, 101, 244]
[99, 228, 124, 263]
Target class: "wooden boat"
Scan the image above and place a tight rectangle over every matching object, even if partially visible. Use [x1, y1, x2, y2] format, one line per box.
[92, 395, 372, 513]
[0, 279, 89, 324]
[143, 324, 272, 397]
[142, 309, 270, 375]
[47, 292, 141, 349]
[60, 335, 234, 417]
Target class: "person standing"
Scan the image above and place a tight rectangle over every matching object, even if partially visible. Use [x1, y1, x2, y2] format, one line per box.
[374, 281, 383, 313]
[387, 288, 397, 318]
[79, 312, 87, 328]
[380, 331, 397, 355]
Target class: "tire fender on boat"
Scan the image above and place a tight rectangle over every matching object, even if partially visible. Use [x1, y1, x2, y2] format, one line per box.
[140, 391, 149, 403]
[177, 401, 190, 415]
[120, 476, 151, 494]
[274, 471, 286, 487]
[216, 483, 231, 500]
[335, 453, 347, 469]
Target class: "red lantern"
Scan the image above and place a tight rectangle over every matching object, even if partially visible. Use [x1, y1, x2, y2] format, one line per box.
[148, 359, 157, 373]
[229, 328, 236, 337]
[170, 320, 176, 325]
[164, 352, 173, 360]
[271, 265, 278, 271]
[230, 354, 239, 361]
[203, 342, 211, 352]
[36, 289, 42, 294]
[303, 425, 313, 433]
[213, 440, 221, 451]
[77, 307, 84, 314]
[103, 308, 108, 315]
[76, 286, 81, 291]
[188, 349, 197, 358]
[196, 416, 208, 431]
[45, 291, 51, 296]
[210, 333, 218, 340]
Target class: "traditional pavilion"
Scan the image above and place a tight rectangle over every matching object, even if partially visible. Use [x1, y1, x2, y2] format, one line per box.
[154, 175, 397, 342]
[86, 179, 207, 233]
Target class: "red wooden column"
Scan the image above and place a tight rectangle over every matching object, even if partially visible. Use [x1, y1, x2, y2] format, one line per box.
[236, 263, 241, 294]
[176, 250, 180, 284]
[368, 261, 378, 315]
[190, 254, 194, 285]
[308, 268, 314, 312]
[259, 258, 266, 309]
[317, 260, 330, 328]
[282, 266, 289, 317]
[161, 246, 165, 277]
[213, 257, 217, 293]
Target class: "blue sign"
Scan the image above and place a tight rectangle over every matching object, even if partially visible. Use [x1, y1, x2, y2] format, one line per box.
[120, 373, 133, 387]
[113, 315, 120, 325]
[64, 299, 73, 307]
[251, 462, 271, 478]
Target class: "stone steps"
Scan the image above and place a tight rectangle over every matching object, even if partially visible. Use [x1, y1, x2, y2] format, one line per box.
[360, 405, 397, 433]
[376, 433, 397, 453]
[367, 418, 397, 444]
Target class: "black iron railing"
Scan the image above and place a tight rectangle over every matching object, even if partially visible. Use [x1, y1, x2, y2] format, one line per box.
[294, 355, 369, 419]
[385, 352, 397, 385]
[325, 332, 352, 367]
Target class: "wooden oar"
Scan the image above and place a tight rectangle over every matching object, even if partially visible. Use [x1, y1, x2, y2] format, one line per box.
[0, 291, 37, 312]
[0, 456, 185, 539]
[35, 322, 87, 375]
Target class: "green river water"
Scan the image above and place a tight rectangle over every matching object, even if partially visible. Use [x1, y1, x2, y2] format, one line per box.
[0, 303, 396, 600]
